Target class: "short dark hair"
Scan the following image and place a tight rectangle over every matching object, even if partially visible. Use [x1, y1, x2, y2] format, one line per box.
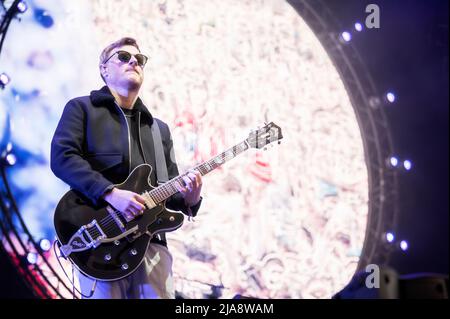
[99, 37, 141, 82]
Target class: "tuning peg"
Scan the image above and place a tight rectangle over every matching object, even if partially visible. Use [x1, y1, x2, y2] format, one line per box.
[278, 141, 281, 144]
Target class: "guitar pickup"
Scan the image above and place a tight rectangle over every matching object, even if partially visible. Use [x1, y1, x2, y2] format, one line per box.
[106, 205, 126, 232]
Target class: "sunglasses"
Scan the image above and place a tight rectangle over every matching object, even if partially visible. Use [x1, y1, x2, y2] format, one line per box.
[104, 50, 148, 67]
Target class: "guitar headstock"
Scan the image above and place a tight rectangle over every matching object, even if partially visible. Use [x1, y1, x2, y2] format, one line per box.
[246, 122, 283, 149]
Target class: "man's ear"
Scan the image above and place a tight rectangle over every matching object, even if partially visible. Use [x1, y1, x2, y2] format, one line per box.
[100, 64, 108, 79]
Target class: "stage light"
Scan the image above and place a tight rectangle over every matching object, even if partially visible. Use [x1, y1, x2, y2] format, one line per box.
[400, 240, 409, 251]
[0, 73, 10, 88]
[26, 252, 38, 265]
[354, 22, 363, 32]
[39, 238, 51, 252]
[340, 31, 352, 42]
[17, 1, 28, 13]
[386, 92, 396, 103]
[385, 232, 395, 243]
[403, 160, 412, 171]
[5, 153, 16, 166]
[1, 151, 17, 166]
[34, 8, 54, 28]
[389, 156, 399, 168]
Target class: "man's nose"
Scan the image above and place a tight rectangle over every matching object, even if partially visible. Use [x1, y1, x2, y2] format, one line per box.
[128, 55, 139, 66]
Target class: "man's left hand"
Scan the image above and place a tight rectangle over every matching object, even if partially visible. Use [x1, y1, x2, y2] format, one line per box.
[177, 169, 202, 207]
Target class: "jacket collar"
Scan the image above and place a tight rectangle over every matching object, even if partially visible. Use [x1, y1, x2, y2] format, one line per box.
[90, 85, 154, 124]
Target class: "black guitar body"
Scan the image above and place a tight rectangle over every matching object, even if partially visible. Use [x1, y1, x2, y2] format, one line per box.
[53, 164, 184, 281]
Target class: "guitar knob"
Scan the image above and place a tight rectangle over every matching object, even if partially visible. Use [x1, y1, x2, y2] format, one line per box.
[130, 249, 137, 256]
[104, 254, 111, 261]
[121, 263, 129, 270]
[114, 240, 120, 246]
[169, 216, 175, 222]
[157, 218, 163, 224]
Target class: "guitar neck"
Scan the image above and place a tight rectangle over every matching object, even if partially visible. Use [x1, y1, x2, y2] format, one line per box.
[195, 140, 250, 176]
[147, 140, 249, 203]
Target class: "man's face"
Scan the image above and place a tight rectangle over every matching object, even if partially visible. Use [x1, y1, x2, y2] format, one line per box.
[101, 44, 145, 90]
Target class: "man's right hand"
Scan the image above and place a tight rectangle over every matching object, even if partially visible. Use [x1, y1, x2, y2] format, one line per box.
[102, 188, 146, 222]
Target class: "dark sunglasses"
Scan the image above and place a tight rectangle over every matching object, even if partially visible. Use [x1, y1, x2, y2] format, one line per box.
[104, 50, 148, 67]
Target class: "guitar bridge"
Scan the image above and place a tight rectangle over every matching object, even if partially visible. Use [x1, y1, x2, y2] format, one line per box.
[59, 220, 139, 258]
[59, 220, 106, 258]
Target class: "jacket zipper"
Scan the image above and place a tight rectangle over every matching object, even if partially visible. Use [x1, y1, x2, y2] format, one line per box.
[114, 102, 132, 174]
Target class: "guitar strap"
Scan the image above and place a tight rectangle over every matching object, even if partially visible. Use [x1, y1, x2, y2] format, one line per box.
[150, 120, 168, 243]
[150, 120, 169, 184]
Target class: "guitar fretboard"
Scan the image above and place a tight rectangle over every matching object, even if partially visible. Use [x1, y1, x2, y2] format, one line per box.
[146, 141, 249, 203]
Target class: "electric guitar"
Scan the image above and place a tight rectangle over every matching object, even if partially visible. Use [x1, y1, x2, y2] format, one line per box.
[54, 122, 283, 281]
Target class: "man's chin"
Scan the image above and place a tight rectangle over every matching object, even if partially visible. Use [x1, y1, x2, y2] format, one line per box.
[124, 78, 142, 91]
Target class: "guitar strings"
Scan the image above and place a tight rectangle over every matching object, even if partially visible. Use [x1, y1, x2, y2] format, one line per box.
[85, 143, 247, 240]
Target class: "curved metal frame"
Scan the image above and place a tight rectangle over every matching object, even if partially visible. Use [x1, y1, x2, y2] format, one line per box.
[288, 0, 400, 270]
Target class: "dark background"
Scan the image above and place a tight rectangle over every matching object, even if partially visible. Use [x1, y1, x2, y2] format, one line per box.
[0, 0, 448, 298]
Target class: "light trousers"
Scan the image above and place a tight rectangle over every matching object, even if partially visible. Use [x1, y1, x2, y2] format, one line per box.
[77, 243, 175, 299]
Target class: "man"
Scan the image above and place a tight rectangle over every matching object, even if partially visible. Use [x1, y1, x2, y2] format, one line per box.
[51, 37, 202, 299]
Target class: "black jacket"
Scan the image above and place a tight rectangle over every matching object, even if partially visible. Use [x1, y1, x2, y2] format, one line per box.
[51, 85, 200, 217]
